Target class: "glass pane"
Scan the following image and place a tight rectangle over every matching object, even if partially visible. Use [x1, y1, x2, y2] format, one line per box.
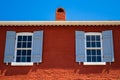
[22, 42, 27, 48]
[87, 50, 91, 55]
[87, 42, 91, 47]
[86, 36, 90, 41]
[92, 50, 96, 55]
[28, 36, 32, 41]
[96, 35, 100, 41]
[23, 36, 27, 41]
[22, 50, 26, 55]
[16, 57, 21, 62]
[17, 50, 21, 56]
[18, 36, 22, 41]
[96, 42, 101, 47]
[91, 36, 95, 41]
[27, 42, 32, 48]
[27, 50, 31, 55]
[21, 57, 26, 62]
[27, 57, 31, 62]
[87, 56, 91, 62]
[97, 56, 101, 62]
[92, 42, 95, 47]
[17, 42, 22, 48]
[97, 50, 101, 55]
[92, 56, 96, 62]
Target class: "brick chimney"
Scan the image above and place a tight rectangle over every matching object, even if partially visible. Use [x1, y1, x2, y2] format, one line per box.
[56, 8, 66, 21]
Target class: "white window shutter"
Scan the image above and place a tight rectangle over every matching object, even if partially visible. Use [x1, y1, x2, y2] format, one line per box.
[75, 31, 85, 62]
[102, 30, 114, 62]
[4, 31, 16, 63]
[31, 31, 43, 63]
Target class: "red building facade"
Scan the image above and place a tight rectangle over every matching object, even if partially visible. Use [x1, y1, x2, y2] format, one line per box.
[0, 8, 120, 80]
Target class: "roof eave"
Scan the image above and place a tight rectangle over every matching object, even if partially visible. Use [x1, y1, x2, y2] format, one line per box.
[0, 21, 120, 26]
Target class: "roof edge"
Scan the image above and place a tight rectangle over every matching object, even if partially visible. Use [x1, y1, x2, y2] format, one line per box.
[0, 21, 120, 26]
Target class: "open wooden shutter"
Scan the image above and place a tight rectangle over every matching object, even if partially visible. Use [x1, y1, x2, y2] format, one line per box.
[31, 31, 43, 63]
[4, 31, 16, 63]
[75, 31, 85, 62]
[102, 30, 114, 62]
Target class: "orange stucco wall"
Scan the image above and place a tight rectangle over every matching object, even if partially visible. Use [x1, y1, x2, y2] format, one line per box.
[0, 25, 120, 80]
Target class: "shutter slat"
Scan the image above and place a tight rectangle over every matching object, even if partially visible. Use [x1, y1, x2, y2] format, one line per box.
[102, 30, 114, 62]
[75, 31, 85, 62]
[4, 31, 16, 63]
[31, 31, 43, 63]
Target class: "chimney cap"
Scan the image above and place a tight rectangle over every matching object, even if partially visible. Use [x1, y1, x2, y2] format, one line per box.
[56, 8, 65, 13]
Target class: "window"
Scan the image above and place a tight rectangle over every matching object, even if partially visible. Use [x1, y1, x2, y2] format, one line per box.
[4, 31, 43, 66]
[85, 33, 102, 62]
[75, 30, 114, 65]
[15, 33, 33, 62]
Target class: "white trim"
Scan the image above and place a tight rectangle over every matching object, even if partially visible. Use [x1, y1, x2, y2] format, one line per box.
[17, 32, 33, 35]
[11, 62, 33, 66]
[101, 34, 103, 62]
[84, 62, 106, 65]
[86, 48, 102, 49]
[85, 32, 101, 35]
[0, 21, 120, 26]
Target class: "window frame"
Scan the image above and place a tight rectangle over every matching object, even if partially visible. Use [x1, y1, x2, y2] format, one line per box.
[84, 32, 106, 65]
[12, 32, 33, 66]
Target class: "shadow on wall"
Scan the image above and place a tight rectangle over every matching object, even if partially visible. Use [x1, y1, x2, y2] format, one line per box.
[0, 64, 38, 76]
[0, 62, 120, 76]
[74, 63, 111, 74]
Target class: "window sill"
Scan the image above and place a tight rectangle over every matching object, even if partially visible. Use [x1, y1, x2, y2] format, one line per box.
[83, 62, 106, 65]
[11, 62, 33, 66]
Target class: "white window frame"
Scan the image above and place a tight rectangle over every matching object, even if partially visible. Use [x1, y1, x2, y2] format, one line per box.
[84, 32, 106, 65]
[11, 32, 33, 66]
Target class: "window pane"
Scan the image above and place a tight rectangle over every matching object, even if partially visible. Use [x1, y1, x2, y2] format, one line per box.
[27, 57, 31, 62]
[28, 36, 32, 41]
[87, 56, 91, 62]
[96, 35, 100, 41]
[92, 50, 96, 55]
[22, 42, 27, 48]
[23, 36, 27, 41]
[27, 42, 32, 48]
[17, 42, 22, 48]
[87, 42, 91, 47]
[92, 42, 95, 47]
[17, 50, 21, 56]
[87, 50, 91, 55]
[97, 50, 101, 55]
[92, 56, 96, 62]
[18, 36, 22, 41]
[16, 57, 21, 62]
[27, 50, 31, 55]
[22, 50, 26, 55]
[21, 57, 26, 62]
[96, 42, 101, 47]
[91, 36, 95, 41]
[86, 36, 90, 41]
[97, 56, 101, 62]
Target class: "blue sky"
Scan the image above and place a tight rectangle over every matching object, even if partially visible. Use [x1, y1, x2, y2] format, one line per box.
[0, 0, 120, 21]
